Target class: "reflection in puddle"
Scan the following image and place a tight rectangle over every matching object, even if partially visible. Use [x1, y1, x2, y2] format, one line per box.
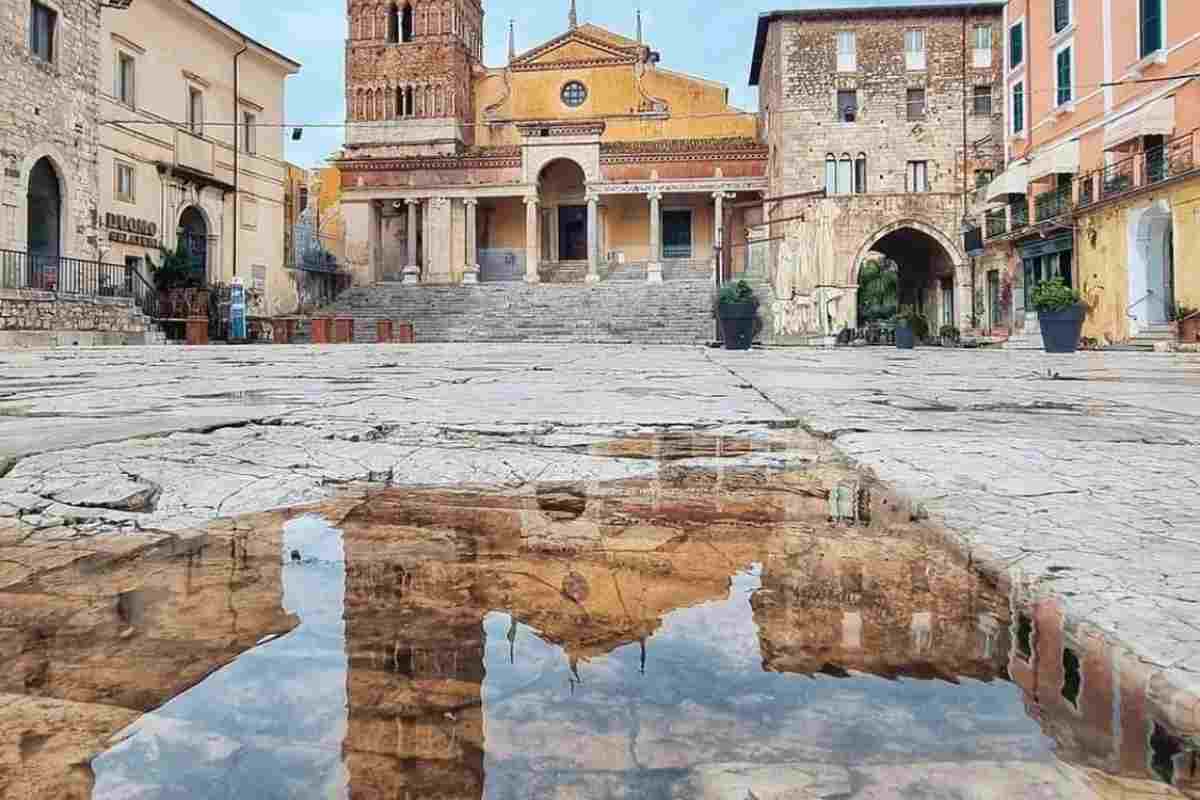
[0, 448, 1193, 799]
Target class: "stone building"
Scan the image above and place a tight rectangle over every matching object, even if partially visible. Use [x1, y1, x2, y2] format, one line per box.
[97, 0, 300, 316]
[750, 1, 1005, 342]
[0, 0, 102, 268]
[336, 1, 767, 288]
[980, 0, 1200, 348]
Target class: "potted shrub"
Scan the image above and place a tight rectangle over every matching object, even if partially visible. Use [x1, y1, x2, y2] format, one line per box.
[1174, 304, 1200, 344]
[716, 279, 759, 351]
[939, 325, 961, 347]
[894, 306, 928, 350]
[1031, 277, 1086, 353]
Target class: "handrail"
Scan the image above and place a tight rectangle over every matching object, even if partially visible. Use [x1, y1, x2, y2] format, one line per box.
[1077, 129, 1197, 208]
[1127, 289, 1155, 319]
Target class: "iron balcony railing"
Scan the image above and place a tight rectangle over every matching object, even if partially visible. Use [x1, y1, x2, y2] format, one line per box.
[985, 208, 1007, 239]
[1035, 185, 1073, 222]
[1077, 130, 1198, 208]
[0, 249, 159, 319]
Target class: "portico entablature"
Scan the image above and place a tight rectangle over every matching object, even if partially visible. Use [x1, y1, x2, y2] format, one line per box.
[589, 178, 768, 196]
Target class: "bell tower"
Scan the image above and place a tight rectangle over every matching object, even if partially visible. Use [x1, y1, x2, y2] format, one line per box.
[345, 0, 484, 155]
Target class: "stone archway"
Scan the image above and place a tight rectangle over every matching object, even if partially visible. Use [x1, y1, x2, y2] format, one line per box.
[850, 219, 966, 331]
[1129, 200, 1173, 328]
[178, 205, 210, 284]
[26, 157, 63, 289]
[538, 159, 588, 263]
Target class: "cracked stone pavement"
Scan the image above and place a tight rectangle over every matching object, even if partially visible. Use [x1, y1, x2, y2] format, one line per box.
[1, 343, 1198, 730]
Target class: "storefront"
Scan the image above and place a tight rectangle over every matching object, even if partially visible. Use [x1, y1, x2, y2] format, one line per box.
[1019, 234, 1073, 307]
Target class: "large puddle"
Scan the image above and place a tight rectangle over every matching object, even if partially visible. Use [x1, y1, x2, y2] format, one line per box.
[0, 451, 1196, 799]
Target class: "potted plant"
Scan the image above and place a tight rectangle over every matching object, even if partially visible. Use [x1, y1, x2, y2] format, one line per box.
[1174, 303, 1200, 344]
[1031, 277, 1086, 353]
[716, 279, 759, 351]
[939, 324, 961, 347]
[894, 306, 928, 350]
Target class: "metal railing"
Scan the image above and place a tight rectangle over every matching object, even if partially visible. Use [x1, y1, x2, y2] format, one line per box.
[1034, 185, 1073, 222]
[1077, 130, 1198, 208]
[1, 249, 159, 319]
[985, 208, 1007, 239]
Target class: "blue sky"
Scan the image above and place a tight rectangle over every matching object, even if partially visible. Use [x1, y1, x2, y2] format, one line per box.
[193, 0, 764, 168]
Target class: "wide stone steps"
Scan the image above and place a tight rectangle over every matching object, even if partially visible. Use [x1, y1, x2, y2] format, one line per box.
[300, 280, 720, 344]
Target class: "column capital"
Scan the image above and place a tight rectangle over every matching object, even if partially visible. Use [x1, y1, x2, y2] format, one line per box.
[647, 190, 662, 202]
[585, 191, 600, 204]
[405, 197, 422, 206]
[524, 195, 539, 207]
[712, 190, 736, 201]
[463, 197, 479, 208]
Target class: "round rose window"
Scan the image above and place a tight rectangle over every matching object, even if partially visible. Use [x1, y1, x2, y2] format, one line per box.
[561, 81, 588, 108]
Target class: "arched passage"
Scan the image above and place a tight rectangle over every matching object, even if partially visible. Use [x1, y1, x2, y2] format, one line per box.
[26, 156, 62, 289]
[852, 221, 964, 333]
[178, 206, 209, 285]
[538, 159, 588, 262]
[1130, 201, 1173, 327]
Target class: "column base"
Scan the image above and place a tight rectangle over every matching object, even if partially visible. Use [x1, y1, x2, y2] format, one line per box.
[462, 266, 480, 285]
[401, 266, 421, 285]
[585, 271, 601, 284]
[525, 273, 541, 285]
[647, 262, 664, 284]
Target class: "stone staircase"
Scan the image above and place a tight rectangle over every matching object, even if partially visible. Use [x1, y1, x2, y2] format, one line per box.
[300, 279, 721, 344]
[1127, 323, 1176, 351]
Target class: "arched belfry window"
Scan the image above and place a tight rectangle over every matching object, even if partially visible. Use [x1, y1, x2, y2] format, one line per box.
[387, 3, 400, 43]
[401, 2, 414, 42]
[838, 154, 853, 196]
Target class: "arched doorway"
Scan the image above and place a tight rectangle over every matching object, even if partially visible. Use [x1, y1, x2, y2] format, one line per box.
[178, 206, 208, 285]
[852, 222, 963, 335]
[27, 157, 62, 289]
[538, 159, 588, 262]
[1130, 202, 1173, 328]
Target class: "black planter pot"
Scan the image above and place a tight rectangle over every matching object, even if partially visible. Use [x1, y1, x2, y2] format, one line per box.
[718, 302, 757, 351]
[1038, 304, 1086, 353]
[895, 322, 915, 350]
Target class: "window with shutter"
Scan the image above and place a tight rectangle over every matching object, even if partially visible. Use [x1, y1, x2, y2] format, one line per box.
[905, 30, 926, 71]
[1012, 82, 1025, 132]
[1056, 47, 1072, 106]
[1140, 0, 1162, 57]
[1053, 0, 1070, 33]
[1009, 22, 1023, 69]
[973, 25, 993, 68]
[906, 88, 926, 120]
[837, 32, 857, 72]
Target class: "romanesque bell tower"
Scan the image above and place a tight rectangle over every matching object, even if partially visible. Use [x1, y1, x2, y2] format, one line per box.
[345, 0, 484, 154]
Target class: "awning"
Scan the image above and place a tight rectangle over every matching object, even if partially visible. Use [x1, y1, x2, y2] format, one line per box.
[1028, 139, 1080, 180]
[1104, 96, 1176, 149]
[985, 162, 1029, 202]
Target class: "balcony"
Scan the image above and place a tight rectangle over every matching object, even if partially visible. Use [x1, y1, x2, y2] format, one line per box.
[985, 208, 1007, 239]
[1077, 130, 1199, 209]
[1034, 185, 1073, 223]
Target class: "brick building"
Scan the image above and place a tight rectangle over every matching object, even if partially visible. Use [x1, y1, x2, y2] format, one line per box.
[750, 1, 1005, 342]
[0, 0, 102, 269]
[336, 1, 767, 288]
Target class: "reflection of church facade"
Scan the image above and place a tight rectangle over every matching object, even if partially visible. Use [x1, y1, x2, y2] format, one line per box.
[337, 1, 767, 286]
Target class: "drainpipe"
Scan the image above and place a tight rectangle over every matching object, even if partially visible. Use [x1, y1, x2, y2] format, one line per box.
[232, 39, 248, 279]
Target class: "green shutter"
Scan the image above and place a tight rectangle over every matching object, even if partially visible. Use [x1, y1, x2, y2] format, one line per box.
[1141, 0, 1162, 56]
[1013, 85, 1024, 132]
[1057, 49, 1072, 105]
[1010, 24, 1023, 67]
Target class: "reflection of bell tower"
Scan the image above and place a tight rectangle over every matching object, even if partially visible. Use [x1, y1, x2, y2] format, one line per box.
[345, 0, 484, 155]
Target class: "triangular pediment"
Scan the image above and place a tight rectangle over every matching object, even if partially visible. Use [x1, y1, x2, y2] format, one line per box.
[512, 25, 643, 69]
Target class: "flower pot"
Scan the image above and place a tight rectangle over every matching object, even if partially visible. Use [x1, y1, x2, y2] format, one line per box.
[334, 317, 354, 344]
[718, 302, 757, 351]
[1180, 317, 1200, 344]
[311, 318, 332, 344]
[377, 319, 394, 343]
[1038, 305, 1086, 353]
[895, 323, 915, 350]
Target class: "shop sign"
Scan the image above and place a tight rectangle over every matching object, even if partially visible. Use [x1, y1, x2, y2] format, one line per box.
[105, 212, 159, 248]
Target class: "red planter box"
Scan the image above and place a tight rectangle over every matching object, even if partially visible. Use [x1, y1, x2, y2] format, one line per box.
[376, 320, 394, 343]
[185, 319, 209, 346]
[311, 318, 332, 344]
[334, 318, 354, 344]
[273, 318, 296, 344]
[396, 322, 415, 344]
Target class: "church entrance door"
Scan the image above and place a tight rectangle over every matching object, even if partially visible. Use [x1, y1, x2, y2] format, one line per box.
[557, 205, 587, 261]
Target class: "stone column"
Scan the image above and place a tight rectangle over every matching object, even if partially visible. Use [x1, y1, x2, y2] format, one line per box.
[524, 195, 540, 284]
[403, 199, 420, 284]
[585, 192, 600, 284]
[368, 201, 382, 283]
[463, 198, 479, 285]
[647, 191, 663, 284]
[713, 191, 733, 284]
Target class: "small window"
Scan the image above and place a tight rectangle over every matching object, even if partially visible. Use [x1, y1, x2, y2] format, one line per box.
[973, 24, 993, 68]
[401, 2, 414, 42]
[115, 162, 136, 204]
[855, 154, 867, 194]
[1140, 0, 1162, 57]
[298, 186, 309, 213]
[29, 1, 56, 62]
[907, 161, 929, 192]
[973, 85, 993, 116]
[243, 112, 256, 154]
[906, 88, 926, 121]
[1009, 21, 1024, 69]
[1053, 0, 1071, 34]
[837, 31, 857, 72]
[837, 89, 858, 122]
[1012, 82, 1025, 133]
[825, 155, 837, 196]
[116, 52, 136, 107]
[837, 154, 852, 195]
[187, 87, 204, 135]
[387, 3, 400, 43]
[905, 30, 926, 71]
[975, 169, 995, 188]
[1056, 46, 1073, 106]
[561, 81, 587, 108]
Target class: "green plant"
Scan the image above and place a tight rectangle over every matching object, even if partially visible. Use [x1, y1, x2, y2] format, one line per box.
[717, 279, 757, 307]
[148, 244, 203, 291]
[1030, 277, 1083, 313]
[939, 324, 961, 342]
[896, 305, 930, 341]
[1170, 302, 1198, 322]
[857, 260, 898, 323]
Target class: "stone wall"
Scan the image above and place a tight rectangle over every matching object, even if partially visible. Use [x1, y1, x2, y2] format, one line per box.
[0, 289, 149, 347]
[0, 0, 101, 259]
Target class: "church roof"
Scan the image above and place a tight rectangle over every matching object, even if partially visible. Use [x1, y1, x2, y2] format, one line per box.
[510, 22, 646, 70]
[574, 23, 641, 50]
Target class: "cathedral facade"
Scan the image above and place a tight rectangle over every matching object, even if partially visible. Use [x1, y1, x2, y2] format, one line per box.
[337, 1, 768, 287]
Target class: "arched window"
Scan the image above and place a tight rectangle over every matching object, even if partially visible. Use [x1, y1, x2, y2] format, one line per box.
[401, 2, 414, 42]
[405, 86, 415, 117]
[387, 3, 399, 43]
[375, 88, 384, 121]
[838, 154, 853, 196]
[854, 153, 867, 194]
[824, 155, 837, 196]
